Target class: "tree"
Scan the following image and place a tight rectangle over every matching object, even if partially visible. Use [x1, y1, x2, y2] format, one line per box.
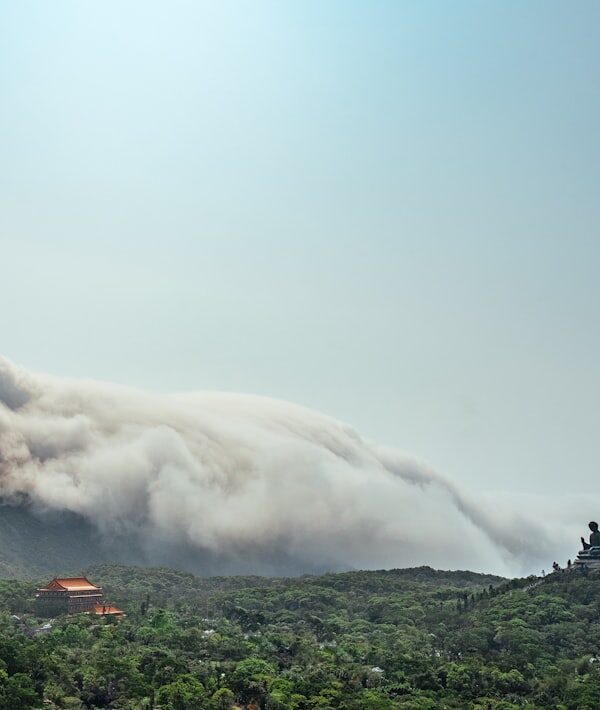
[0, 670, 39, 709]
[211, 687, 235, 710]
[157, 674, 206, 710]
[231, 657, 275, 702]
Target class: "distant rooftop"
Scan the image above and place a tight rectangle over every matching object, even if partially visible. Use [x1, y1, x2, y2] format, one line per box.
[88, 604, 124, 616]
[39, 577, 101, 592]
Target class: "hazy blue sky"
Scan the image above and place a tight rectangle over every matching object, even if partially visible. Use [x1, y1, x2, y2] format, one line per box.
[1, 1, 599, 497]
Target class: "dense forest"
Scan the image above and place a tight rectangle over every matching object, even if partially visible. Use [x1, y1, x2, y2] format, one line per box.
[0, 563, 600, 709]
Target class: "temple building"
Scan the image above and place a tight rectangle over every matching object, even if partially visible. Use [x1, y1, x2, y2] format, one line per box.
[35, 576, 124, 618]
[87, 603, 125, 620]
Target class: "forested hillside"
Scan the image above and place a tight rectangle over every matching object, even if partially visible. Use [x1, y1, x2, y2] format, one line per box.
[1, 564, 600, 708]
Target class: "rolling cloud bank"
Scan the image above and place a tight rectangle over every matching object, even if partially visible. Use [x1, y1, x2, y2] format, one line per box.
[0, 357, 584, 577]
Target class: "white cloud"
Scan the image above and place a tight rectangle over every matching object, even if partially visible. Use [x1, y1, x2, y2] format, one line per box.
[0, 356, 581, 576]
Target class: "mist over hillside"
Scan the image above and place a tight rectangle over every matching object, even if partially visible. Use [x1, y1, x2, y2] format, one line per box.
[0, 503, 108, 578]
[0, 357, 568, 577]
[0, 502, 341, 580]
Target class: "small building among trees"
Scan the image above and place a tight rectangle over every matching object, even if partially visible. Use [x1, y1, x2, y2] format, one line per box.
[36, 576, 124, 618]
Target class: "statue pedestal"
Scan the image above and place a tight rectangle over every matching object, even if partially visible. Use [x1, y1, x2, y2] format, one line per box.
[575, 547, 600, 568]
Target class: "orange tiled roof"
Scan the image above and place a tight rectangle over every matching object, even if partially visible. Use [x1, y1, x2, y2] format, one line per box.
[89, 604, 124, 616]
[40, 577, 101, 592]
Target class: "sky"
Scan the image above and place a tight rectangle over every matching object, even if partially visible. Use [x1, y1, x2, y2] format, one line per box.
[1, 1, 599, 504]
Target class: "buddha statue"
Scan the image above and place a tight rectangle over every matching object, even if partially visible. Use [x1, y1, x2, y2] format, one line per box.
[581, 521, 600, 551]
